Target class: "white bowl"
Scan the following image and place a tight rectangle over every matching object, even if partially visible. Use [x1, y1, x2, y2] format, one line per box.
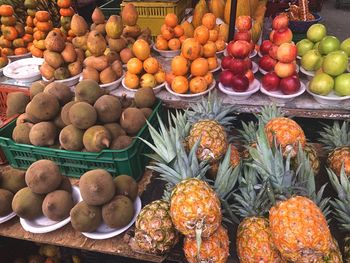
[300, 66, 315, 80]
[43, 73, 81, 87]
[165, 80, 216, 99]
[258, 51, 263, 58]
[249, 49, 258, 59]
[153, 46, 181, 58]
[297, 55, 302, 60]
[259, 64, 300, 75]
[3, 57, 44, 82]
[0, 212, 16, 224]
[100, 73, 125, 91]
[216, 43, 227, 56]
[218, 78, 260, 100]
[20, 186, 81, 234]
[306, 82, 350, 105]
[7, 52, 32, 61]
[260, 81, 306, 104]
[211, 58, 222, 73]
[122, 77, 165, 94]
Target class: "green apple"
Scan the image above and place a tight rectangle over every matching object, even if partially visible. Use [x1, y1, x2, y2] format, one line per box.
[309, 73, 334, 95]
[301, 49, 322, 71]
[322, 50, 348, 76]
[319, 36, 340, 55]
[313, 41, 321, 51]
[335, 73, 350, 96]
[314, 56, 324, 70]
[307, 24, 327, 43]
[297, 39, 314, 56]
[340, 38, 350, 56]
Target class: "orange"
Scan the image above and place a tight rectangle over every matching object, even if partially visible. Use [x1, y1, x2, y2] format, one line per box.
[194, 25, 209, 45]
[25, 26, 33, 34]
[172, 76, 189, 94]
[166, 71, 176, 85]
[33, 31, 47, 40]
[143, 57, 159, 74]
[154, 70, 166, 84]
[161, 26, 174, 41]
[190, 58, 209, 77]
[36, 21, 53, 32]
[215, 39, 226, 51]
[60, 7, 75, 17]
[26, 16, 34, 27]
[35, 11, 50, 22]
[165, 13, 178, 28]
[181, 38, 202, 61]
[132, 39, 150, 61]
[190, 76, 208, 93]
[1, 48, 14, 56]
[171, 55, 189, 76]
[209, 29, 219, 42]
[168, 38, 181, 50]
[22, 34, 33, 43]
[0, 5, 14, 16]
[30, 46, 43, 58]
[202, 13, 216, 30]
[203, 41, 217, 58]
[179, 35, 186, 44]
[204, 72, 214, 85]
[155, 37, 168, 50]
[127, 57, 143, 74]
[14, 47, 28, 55]
[57, 0, 72, 8]
[3, 26, 18, 41]
[174, 25, 184, 37]
[124, 72, 140, 89]
[207, 57, 218, 71]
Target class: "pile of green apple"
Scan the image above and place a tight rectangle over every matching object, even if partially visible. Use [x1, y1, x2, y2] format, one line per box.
[297, 24, 350, 96]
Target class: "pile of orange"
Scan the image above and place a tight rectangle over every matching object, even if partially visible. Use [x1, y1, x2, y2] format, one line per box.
[58, 0, 75, 42]
[0, 5, 31, 56]
[0, 49, 9, 69]
[155, 13, 185, 51]
[30, 11, 54, 58]
[124, 39, 165, 89]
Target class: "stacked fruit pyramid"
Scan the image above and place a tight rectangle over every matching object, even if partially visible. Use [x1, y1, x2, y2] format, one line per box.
[90, 7, 106, 37]
[30, 11, 53, 58]
[220, 15, 255, 92]
[0, 5, 29, 56]
[57, 0, 75, 42]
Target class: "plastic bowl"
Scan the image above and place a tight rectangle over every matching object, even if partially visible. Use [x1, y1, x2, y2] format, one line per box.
[289, 13, 322, 34]
[43, 74, 81, 87]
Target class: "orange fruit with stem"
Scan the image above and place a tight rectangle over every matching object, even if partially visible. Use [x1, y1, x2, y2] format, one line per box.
[204, 72, 214, 85]
[209, 29, 219, 42]
[125, 72, 140, 89]
[156, 37, 168, 50]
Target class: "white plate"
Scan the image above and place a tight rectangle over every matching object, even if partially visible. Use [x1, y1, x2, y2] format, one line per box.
[165, 80, 216, 99]
[306, 82, 350, 105]
[258, 51, 263, 58]
[122, 77, 165, 94]
[260, 81, 306, 103]
[43, 73, 81, 87]
[300, 66, 315, 80]
[4, 57, 44, 82]
[153, 46, 181, 58]
[211, 58, 221, 73]
[0, 212, 16, 224]
[218, 78, 260, 100]
[259, 64, 300, 75]
[216, 43, 227, 56]
[80, 72, 125, 91]
[249, 49, 257, 59]
[7, 52, 32, 61]
[20, 186, 81, 234]
[297, 55, 302, 60]
[187, 16, 224, 25]
[82, 196, 142, 240]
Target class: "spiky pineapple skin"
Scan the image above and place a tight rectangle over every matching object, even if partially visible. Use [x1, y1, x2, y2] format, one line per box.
[170, 178, 222, 238]
[265, 117, 306, 157]
[328, 146, 350, 176]
[208, 145, 240, 178]
[317, 237, 343, 263]
[134, 200, 178, 254]
[237, 217, 284, 263]
[292, 143, 320, 175]
[183, 225, 229, 263]
[269, 196, 332, 262]
[187, 120, 228, 163]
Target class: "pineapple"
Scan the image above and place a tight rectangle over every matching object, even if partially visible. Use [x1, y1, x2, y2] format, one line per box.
[208, 144, 241, 178]
[291, 142, 320, 175]
[134, 200, 178, 254]
[183, 225, 229, 263]
[237, 121, 258, 160]
[320, 121, 350, 176]
[249, 126, 334, 262]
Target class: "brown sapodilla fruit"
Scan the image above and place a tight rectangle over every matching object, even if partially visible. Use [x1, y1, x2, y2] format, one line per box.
[93, 95, 122, 123]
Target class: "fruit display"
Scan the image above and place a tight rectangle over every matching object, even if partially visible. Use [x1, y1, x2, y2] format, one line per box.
[58, 0, 75, 42]
[220, 15, 255, 92]
[124, 39, 165, 90]
[0, 48, 9, 69]
[70, 170, 138, 232]
[286, 0, 315, 21]
[30, 11, 53, 58]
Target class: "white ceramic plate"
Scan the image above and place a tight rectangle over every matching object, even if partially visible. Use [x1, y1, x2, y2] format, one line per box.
[153, 46, 181, 58]
[300, 66, 315, 80]
[258, 51, 263, 58]
[3, 57, 43, 82]
[216, 43, 227, 56]
[297, 55, 302, 60]
[0, 212, 16, 224]
[43, 73, 81, 87]
[7, 52, 32, 61]
[249, 49, 257, 59]
[20, 186, 81, 234]
[79, 72, 125, 91]
[259, 64, 300, 75]
[218, 78, 260, 100]
[306, 82, 350, 105]
[122, 78, 165, 94]
[165, 80, 216, 99]
[82, 196, 142, 240]
[260, 81, 306, 103]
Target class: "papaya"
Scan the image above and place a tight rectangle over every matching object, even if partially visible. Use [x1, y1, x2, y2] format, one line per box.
[210, 0, 225, 20]
[225, 0, 251, 25]
[192, 0, 208, 28]
[218, 23, 228, 42]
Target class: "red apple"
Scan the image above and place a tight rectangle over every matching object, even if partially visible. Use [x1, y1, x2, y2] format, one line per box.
[259, 55, 277, 72]
[260, 40, 274, 55]
[229, 58, 248, 75]
[269, 45, 279, 59]
[226, 41, 234, 56]
[220, 70, 234, 87]
[277, 42, 297, 63]
[249, 40, 255, 52]
[243, 57, 252, 69]
[236, 16, 252, 32]
[273, 28, 293, 46]
[269, 30, 275, 42]
[231, 74, 249, 92]
[279, 75, 301, 95]
[262, 72, 281, 91]
[274, 62, 297, 78]
[245, 69, 254, 84]
[272, 14, 289, 31]
[234, 31, 252, 42]
[228, 40, 251, 59]
[221, 56, 232, 70]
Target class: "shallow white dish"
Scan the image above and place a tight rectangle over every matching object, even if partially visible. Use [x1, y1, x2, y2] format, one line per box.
[249, 49, 257, 59]
[7, 52, 32, 61]
[79, 72, 125, 91]
[165, 80, 216, 99]
[300, 66, 315, 80]
[258, 51, 263, 58]
[4, 57, 43, 82]
[20, 186, 81, 234]
[260, 81, 306, 103]
[43, 73, 81, 87]
[82, 196, 142, 240]
[0, 212, 16, 224]
[218, 79, 260, 100]
[259, 64, 300, 75]
[122, 78, 165, 94]
[297, 55, 302, 60]
[153, 45, 181, 58]
[306, 82, 350, 105]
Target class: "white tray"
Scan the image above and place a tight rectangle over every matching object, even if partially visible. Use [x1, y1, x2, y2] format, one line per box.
[218, 78, 260, 100]
[4, 57, 44, 82]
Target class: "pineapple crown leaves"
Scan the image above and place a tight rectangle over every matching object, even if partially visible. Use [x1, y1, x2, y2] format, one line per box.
[169, 110, 191, 140]
[236, 121, 258, 145]
[319, 121, 350, 150]
[185, 90, 237, 130]
[328, 166, 350, 231]
[254, 104, 284, 125]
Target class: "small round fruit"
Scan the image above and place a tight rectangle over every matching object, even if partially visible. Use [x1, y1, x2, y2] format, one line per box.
[202, 13, 216, 30]
[236, 16, 252, 31]
[124, 72, 139, 89]
[203, 41, 217, 58]
[168, 38, 181, 50]
[132, 39, 150, 61]
[174, 25, 184, 37]
[171, 55, 189, 76]
[143, 57, 159, 74]
[127, 57, 143, 74]
[190, 76, 208, 93]
[154, 70, 166, 84]
[165, 13, 178, 28]
[207, 57, 218, 71]
[172, 76, 189, 94]
[215, 39, 226, 51]
[191, 58, 209, 77]
[209, 29, 219, 42]
[140, 73, 157, 89]
[156, 37, 168, 50]
[161, 26, 174, 41]
[204, 72, 214, 85]
[194, 25, 209, 45]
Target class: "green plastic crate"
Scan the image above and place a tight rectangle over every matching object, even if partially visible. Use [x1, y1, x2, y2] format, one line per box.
[0, 100, 163, 181]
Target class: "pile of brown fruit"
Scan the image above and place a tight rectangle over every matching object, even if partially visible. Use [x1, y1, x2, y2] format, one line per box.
[11, 80, 157, 152]
[70, 170, 138, 232]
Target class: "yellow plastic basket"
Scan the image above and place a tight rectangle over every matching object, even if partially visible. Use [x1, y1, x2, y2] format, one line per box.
[121, 0, 191, 38]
